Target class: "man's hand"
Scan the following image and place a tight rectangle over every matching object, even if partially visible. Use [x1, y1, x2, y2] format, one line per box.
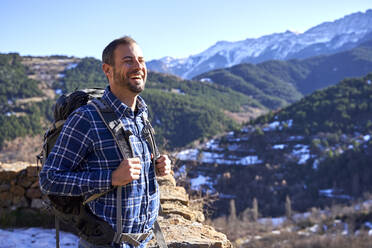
[155, 155, 172, 176]
[111, 158, 142, 186]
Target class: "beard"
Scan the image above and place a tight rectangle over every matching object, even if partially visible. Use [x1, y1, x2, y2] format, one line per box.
[113, 68, 146, 94]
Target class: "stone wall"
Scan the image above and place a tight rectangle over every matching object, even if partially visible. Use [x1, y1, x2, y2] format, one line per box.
[0, 162, 231, 247]
[0, 162, 42, 210]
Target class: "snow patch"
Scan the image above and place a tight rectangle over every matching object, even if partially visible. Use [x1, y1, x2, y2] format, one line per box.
[227, 144, 239, 151]
[205, 139, 224, 151]
[0, 227, 78, 247]
[190, 175, 215, 193]
[319, 189, 352, 200]
[287, 136, 304, 141]
[176, 149, 199, 161]
[364, 222, 372, 229]
[66, 63, 78, 70]
[258, 217, 286, 227]
[272, 144, 286, 150]
[309, 224, 319, 233]
[55, 89, 63, 95]
[313, 159, 319, 170]
[201, 152, 235, 165]
[174, 164, 187, 179]
[263, 121, 280, 131]
[292, 144, 310, 164]
[199, 78, 213, 83]
[238, 156, 263, 166]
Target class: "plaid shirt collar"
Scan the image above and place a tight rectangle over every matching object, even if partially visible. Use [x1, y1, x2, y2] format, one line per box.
[102, 86, 147, 119]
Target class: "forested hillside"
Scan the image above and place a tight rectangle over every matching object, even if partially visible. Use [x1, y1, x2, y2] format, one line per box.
[194, 40, 372, 109]
[0, 55, 265, 154]
[176, 74, 372, 218]
[0, 54, 53, 147]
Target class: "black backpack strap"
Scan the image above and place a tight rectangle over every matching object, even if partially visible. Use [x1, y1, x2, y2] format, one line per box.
[91, 98, 133, 158]
[141, 116, 168, 248]
[91, 98, 168, 248]
[89, 98, 132, 245]
[141, 114, 160, 164]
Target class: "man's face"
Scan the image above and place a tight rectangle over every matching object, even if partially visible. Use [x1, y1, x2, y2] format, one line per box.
[112, 43, 147, 94]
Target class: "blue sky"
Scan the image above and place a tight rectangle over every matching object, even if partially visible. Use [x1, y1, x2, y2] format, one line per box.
[1, 0, 371, 60]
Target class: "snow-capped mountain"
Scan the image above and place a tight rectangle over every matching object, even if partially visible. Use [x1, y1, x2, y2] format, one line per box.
[147, 9, 372, 79]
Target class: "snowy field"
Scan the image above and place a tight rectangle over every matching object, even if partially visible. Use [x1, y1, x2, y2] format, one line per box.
[0, 228, 78, 248]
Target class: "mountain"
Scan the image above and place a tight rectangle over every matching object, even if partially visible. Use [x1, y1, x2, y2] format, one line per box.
[174, 74, 372, 219]
[193, 39, 372, 109]
[0, 54, 266, 162]
[147, 9, 372, 79]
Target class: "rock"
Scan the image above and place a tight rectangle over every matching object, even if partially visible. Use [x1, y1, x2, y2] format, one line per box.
[194, 210, 206, 223]
[160, 185, 189, 206]
[26, 188, 42, 199]
[27, 166, 39, 177]
[153, 176, 231, 247]
[18, 176, 34, 188]
[148, 216, 232, 248]
[0, 170, 17, 181]
[0, 162, 30, 172]
[157, 174, 177, 187]
[30, 181, 39, 188]
[10, 185, 25, 196]
[31, 198, 44, 209]
[12, 195, 28, 208]
[162, 202, 205, 222]
[0, 183, 10, 192]
[0, 192, 12, 207]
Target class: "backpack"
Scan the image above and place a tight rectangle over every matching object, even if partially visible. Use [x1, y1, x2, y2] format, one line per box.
[37, 88, 166, 248]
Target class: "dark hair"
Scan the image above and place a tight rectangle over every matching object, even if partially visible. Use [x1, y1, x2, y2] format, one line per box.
[102, 36, 137, 66]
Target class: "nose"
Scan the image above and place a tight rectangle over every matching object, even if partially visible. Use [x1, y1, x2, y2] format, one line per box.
[132, 58, 144, 70]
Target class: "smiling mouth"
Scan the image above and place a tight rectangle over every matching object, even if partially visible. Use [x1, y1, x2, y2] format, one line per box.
[130, 74, 143, 80]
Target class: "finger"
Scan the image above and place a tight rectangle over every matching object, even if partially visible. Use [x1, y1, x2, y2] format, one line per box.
[130, 163, 143, 170]
[156, 156, 165, 163]
[130, 171, 141, 180]
[130, 167, 141, 174]
[129, 157, 141, 163]
[131, 174, 140, 180]
[156, 162, 166, 168]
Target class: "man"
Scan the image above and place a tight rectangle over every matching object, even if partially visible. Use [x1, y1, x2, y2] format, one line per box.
[39, 36, 172, 247]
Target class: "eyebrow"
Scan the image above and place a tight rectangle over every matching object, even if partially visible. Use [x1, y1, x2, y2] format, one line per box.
[121, 56, 145, 60]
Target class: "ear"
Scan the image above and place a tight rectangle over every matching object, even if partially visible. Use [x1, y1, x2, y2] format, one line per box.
[102, 63, 112, 80]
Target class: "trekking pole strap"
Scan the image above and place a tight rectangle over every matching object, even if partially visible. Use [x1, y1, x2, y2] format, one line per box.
[153, 220, 168, 248]
[114, 232, 152, 247]
[114, 186, 123, 244]
[55, 216, 60, 248]
[82, 187, 115, 205]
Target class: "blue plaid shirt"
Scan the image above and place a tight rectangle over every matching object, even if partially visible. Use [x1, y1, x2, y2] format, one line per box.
[39, 87, 159, 244]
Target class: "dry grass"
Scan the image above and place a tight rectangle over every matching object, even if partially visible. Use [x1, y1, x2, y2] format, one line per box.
[206, 197, 372, 248]
[0, 135, 43, 163]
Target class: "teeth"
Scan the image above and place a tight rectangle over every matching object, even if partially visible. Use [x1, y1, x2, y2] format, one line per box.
[130, 74, 142, 79]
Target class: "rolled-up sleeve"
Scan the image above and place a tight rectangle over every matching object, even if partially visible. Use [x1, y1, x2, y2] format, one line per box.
[39, 110, 112, 196]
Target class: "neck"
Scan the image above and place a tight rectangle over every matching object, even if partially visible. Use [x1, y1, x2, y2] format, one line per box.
[110, 84, 137, 111]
